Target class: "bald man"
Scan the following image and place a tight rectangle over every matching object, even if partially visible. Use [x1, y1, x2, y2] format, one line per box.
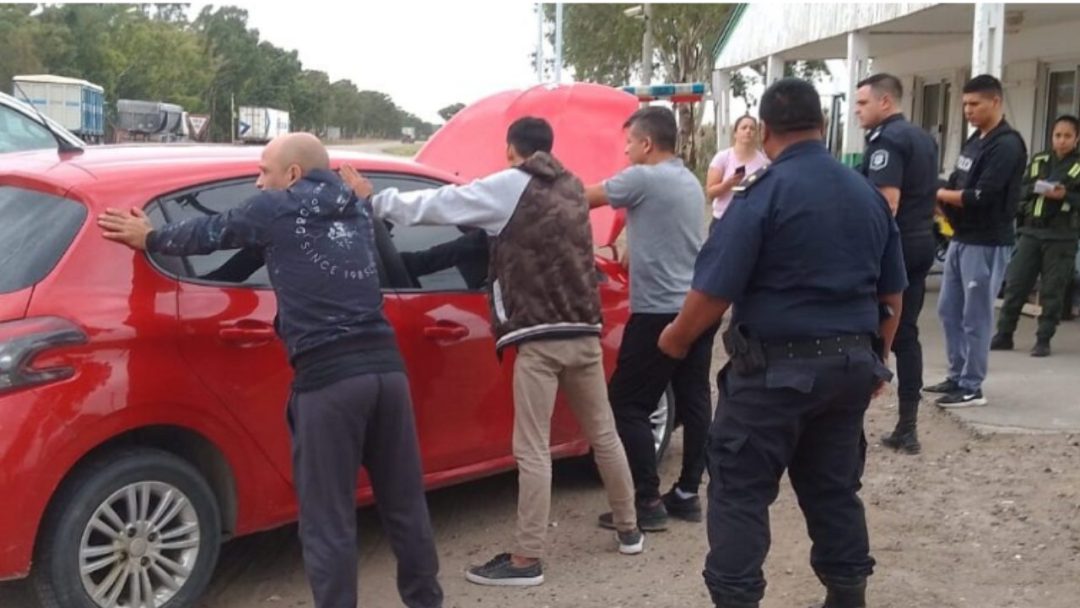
[99, 133, 444, 608]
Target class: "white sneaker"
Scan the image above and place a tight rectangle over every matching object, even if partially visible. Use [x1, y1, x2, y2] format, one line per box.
[617, 528, 645, 555]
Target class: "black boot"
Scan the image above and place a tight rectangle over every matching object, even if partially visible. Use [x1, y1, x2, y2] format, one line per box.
[882, 400, 920, 455]
[814, 577, 866, 608]
[1031, 338, 1051, 358]
[990, 332, 1014, 351]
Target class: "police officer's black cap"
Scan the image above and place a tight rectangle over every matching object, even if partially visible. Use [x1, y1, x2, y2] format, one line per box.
[760, 78, 825, 135]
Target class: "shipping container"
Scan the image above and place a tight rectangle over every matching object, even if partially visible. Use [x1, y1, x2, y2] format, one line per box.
[237, 106, 290, 143]
[11, 74, 104, 143]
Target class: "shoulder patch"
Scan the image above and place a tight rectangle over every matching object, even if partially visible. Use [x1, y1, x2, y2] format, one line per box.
[732, 166, 770, 195]
[869, 149, 890, 171]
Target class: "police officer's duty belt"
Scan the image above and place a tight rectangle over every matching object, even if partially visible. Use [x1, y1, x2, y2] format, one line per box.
[763, 334, 873, 360]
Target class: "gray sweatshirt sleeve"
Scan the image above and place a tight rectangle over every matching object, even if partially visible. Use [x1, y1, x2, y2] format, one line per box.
[371, 168, 531, 236]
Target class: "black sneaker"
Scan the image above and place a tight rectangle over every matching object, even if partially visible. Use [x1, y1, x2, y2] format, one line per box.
[923, 378, 960, 394]
[661, 487, 703, 522]
[617, 528, 645, 555]
[465, 553, 544, 587]
[598, 500, 668, 531]
[990, 333, 1014, 351]
[1031, 339, 1051, 358]
[936, 389, 987, 409]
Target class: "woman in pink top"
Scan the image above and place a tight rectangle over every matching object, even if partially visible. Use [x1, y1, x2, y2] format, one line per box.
[705, 115, 769, 227]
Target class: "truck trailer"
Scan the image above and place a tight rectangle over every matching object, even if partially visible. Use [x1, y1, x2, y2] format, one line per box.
[115, 99, 187, 143]
[12, 74, 105, 144]
[237, 106, 290, 143]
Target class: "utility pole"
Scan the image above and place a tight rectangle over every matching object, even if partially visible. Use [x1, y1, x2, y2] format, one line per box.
[642, 3, 653, 86]
[554, 3, 564, 83]
[535, 3, 545, 82]
[230, 93, 235, 144]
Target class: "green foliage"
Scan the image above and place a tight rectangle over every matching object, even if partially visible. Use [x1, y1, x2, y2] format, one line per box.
[0, 4, 435, 142]
[544, 3, 735, 168]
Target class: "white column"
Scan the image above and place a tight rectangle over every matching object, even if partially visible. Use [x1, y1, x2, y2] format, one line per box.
[844, 30, 871, 165]
[971, 2, 1005, 79]
[712, 69, 732, 150]
[765, 55, 784, 85]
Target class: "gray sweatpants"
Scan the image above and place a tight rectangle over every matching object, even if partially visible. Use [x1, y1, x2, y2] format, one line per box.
[937, 241, 1011, 393]
[288, 372, 443, 608]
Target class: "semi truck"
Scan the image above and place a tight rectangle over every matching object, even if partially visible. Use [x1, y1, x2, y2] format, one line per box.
[115, 99, 187, 143]
[11, 74, 105, 144]
[237, 106, 290, 143]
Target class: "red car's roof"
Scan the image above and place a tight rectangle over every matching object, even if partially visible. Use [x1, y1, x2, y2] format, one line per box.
[1, 144, 459, 197]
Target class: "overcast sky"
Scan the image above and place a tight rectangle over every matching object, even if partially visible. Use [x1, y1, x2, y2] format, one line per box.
[184, 1, 849, 126]
[189, 1, 548, 123]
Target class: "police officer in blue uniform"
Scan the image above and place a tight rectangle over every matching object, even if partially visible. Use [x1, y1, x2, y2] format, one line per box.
[855, 73, 940, 455]
[659, 78, 907, 608]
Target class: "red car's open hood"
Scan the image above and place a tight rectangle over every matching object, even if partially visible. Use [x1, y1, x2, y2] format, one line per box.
[416, 83, 637, 246]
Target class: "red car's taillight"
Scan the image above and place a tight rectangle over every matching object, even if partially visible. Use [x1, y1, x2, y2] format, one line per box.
[0, 316, 87, 395]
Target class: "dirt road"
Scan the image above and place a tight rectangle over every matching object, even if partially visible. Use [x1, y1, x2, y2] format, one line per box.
[4, 393, 1078, 608]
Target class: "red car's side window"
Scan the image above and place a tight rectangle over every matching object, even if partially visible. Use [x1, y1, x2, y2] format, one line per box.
[368, 174, 486, 293]
[147, 179, 270, 288]
[144, 174, 487, 294]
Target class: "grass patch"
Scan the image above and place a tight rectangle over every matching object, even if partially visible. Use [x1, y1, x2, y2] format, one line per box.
[384, 142, 423, 157]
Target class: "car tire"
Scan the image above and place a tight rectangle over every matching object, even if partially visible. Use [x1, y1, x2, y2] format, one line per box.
[572, 386, 677, 481]
[652, 386, 677, 463]
[32, 448, 222, 608]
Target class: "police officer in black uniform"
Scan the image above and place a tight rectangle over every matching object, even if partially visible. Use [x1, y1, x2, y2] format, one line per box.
[854, 73, 940, 454]
[659, 78, 907, 608]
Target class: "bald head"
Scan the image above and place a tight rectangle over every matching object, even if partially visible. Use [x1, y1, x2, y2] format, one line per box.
[256, 132, 330, 191]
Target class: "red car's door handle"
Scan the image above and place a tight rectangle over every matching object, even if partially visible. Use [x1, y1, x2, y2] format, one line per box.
[423, 322, 469, 341]
[219, 322, 276, 344]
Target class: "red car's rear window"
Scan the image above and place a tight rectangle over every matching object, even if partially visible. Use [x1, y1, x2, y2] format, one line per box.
[0, 185, 86, 294]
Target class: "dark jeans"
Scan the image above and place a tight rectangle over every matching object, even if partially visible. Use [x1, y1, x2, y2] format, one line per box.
[704, 351, 884, 605]
[288, 372, 443, 608]
[609, 313, 718, 503]
[893, 234, 936, 403]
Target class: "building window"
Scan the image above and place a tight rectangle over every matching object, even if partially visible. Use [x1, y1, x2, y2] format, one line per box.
[918, 80, 951, 173]
[1045, 68, 1078, 148]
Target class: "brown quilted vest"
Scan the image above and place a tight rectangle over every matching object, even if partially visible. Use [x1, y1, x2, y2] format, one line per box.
[488, 152, 603, 350]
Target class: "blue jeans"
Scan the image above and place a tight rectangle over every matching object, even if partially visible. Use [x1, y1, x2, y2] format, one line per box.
[937, 241, 1011, 392]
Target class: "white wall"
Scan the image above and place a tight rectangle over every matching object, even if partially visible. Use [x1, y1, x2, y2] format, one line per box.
[873, 18, 1080, 170]
[715, 2, 937, 70]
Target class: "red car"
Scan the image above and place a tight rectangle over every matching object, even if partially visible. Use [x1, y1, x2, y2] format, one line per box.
[0, 84, 674, 607]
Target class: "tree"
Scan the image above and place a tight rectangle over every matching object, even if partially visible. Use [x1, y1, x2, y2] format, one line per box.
[545, 4, 734, 168]
[4, 3, 430, 143]
[193, 5, 263, 140]
[0, 5, 45, 91]
[731, 60, 831, 110]
[438, 102, 465, 122]
[545, 5, 829, 171]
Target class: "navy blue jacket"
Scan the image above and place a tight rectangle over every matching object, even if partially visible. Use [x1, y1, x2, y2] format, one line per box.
[146, 169, 402, 388]
[694, 140, 908, 341]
